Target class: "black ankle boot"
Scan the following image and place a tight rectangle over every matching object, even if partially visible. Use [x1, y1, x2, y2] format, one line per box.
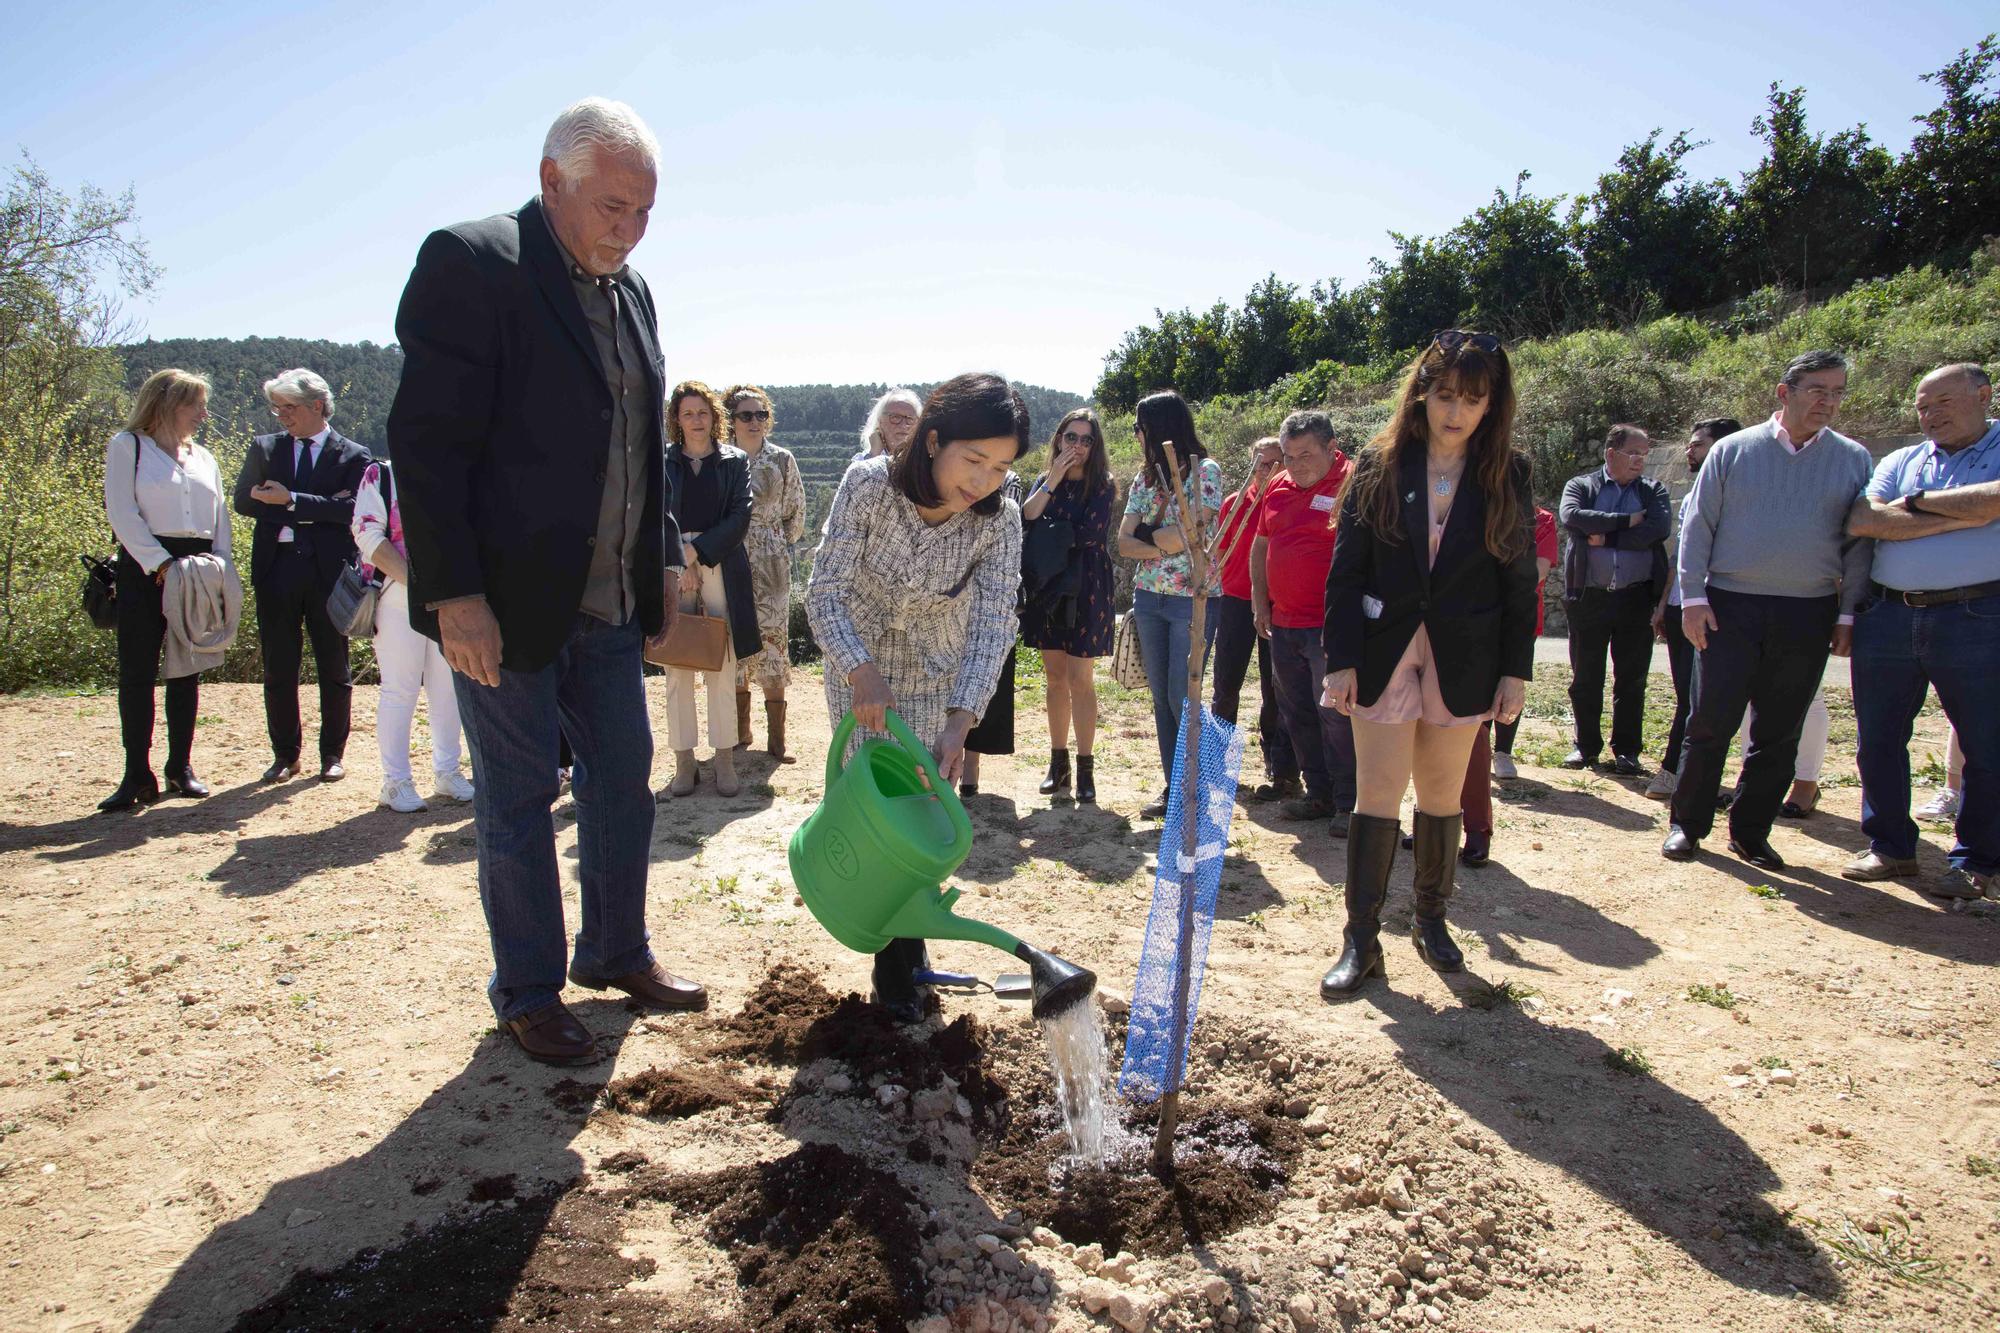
[98, 771, 160, 813]
[1322, 813, 1399, 997]
[1411, 810, 1465, 972]
[1039, 748, 1071, 795]
[1074, 755, 1096, 804]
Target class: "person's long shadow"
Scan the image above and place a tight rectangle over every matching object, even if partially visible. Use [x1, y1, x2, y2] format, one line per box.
[964, 802, 1152, 890]
[646, 777, 781, 864]
[1369, 982, 1840, 1299]
[1699, 853, 2000, 965]
[1451, 862, 1663, 973]
[0, 779, 304, 866]
[131, 999, 643, 1331]
[1497, 777, 1658, 832]
[205, 802, 472, 898]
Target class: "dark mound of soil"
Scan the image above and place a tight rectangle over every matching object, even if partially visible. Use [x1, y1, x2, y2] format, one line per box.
[597, 1150, 648, 1173]
[977, 1101, 1304, 1257]
[638, 1141, 927, 1333]
[600, 1065, 755, 1118]
[713, 963, 1007, 1125]
[229, 1184, 744, 1333]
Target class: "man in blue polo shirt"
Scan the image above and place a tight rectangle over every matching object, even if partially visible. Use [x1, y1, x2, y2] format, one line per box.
[1842, 362, 2000, 900]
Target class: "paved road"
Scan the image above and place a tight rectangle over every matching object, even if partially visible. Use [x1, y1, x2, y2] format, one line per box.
[1534, 634, 1852, 690]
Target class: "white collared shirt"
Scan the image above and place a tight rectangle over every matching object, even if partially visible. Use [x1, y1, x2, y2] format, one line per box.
[104, 432, 230, 573]
[278, 426, 331, 543]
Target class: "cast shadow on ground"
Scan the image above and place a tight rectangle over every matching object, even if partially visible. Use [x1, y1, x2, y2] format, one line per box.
[130, 998, 647, 1331]
[956, 801, 1155, 893]
[1698, 853, 2000, 966]
[646, 774, 782, 864]
[1495, 777, 1659, 833]
[1368, 980, 1841, 1301]
[1, 778, 325, 868]
[205, 802, 473, 898]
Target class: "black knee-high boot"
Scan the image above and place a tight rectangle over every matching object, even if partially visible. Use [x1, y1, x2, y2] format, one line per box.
[1411, 810, 1465, 972]
[1321, 813, 1399, 996]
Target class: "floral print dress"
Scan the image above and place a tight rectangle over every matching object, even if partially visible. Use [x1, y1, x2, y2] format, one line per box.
[740, 442, 805, 688]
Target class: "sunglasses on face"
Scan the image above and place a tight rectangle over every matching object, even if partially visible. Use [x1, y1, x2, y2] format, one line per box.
[733, 409, 771, 422]
[1059, 431, 1096, 446]
[1431, 329, 1502, 355]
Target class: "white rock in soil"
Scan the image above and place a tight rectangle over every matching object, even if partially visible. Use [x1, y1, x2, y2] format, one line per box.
[1079, 1279, 1115, 1313]
[1602, 988, 1635, 1007]
[992, 1248, 1024, 1275]
[1108, 1291, 1154, 1331]
[1768, 1068, 1797, 1086]
[1287, 1293, 1320, 1331]
[1201, 1275, 1232, 1306]
[822, 1072, 853, 1094]
[284, 1207, 322, 1229]
[913, 1087, 956, 1120]
[1100, 990, 1131, 1015]
[975, 1232, 1003, 1254]
[1382, 1169, 1414, 1212]
[1075, 1242, 1105, 1273]
[877, 1083, 909, 1107]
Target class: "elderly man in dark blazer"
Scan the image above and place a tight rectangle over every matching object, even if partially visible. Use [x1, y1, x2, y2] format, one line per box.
[389, 97, 705, 1067]
[234, 368, 371, 782]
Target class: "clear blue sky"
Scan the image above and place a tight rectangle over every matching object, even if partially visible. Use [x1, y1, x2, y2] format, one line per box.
[3, 1, 1990, 395]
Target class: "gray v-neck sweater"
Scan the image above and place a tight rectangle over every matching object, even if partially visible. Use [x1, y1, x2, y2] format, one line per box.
[1675, 418, 1874, 614]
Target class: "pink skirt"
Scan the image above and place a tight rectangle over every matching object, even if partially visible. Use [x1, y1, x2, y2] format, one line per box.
[1343, 625, 1490, 728]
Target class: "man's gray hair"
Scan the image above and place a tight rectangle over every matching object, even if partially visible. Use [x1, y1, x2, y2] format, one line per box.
[1280, 409, 1335, 446]
[542, 98, 661, 180]
[263, 367, 333, 417]
[860, 388, 923, 452]
[1923, 361, 1992, 391]
[1780, 349, 1848, 387]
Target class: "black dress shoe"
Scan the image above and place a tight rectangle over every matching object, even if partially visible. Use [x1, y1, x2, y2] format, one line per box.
[1661, 826, 1699, 860]
[1714, 787, 1737, 810]
[1611, 754, 1642, 776]
[1248, 778, 1301, 803]
[1074, 756, 1096, 804]
[262, 759, 301, 782]
[320, 759, 346, 782]
[1140, 790, 1169, 819]
[1038, 749, 1071, 795]
[1728, 834, 1786, 870]
[163, 769, 210, 799]
[98, 774, 160, 813]
[1561, 750, 1592, 769]
[1460, 829, 1491, 866]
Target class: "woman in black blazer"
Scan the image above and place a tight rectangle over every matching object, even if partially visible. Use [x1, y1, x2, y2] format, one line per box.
[1319, 331, 1538, 996]
[660, 380, 761, 798]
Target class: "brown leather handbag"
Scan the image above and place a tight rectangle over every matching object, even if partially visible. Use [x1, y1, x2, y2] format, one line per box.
[644, 612, 729, 672]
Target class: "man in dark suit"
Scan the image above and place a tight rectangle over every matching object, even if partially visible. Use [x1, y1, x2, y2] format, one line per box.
[389, 97, 705, 1067]
[1558, 424, 1671, 774]
[233, 369, 371, 782]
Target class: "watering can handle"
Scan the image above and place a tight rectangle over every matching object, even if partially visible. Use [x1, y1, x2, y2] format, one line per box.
[827, 708, 974, 851]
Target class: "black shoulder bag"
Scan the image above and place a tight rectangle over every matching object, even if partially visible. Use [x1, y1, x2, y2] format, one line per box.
[81, 433, 142, 630]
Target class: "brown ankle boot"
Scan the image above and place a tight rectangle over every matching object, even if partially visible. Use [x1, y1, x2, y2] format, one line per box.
[733, 691, 752, 751]
[766, 698, 788, 759]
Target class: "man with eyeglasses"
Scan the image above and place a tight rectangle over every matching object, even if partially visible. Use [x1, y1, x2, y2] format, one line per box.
[1664, 349, 1874, 870]
[1558, 424, 1671, 775]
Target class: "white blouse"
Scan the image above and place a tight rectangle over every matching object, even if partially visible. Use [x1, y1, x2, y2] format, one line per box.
[104, 431, 231, 573]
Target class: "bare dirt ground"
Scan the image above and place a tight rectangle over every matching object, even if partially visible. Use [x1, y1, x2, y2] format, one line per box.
[1, 667, 1995, 1333]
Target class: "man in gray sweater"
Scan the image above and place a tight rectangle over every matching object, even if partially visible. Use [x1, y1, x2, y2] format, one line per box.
[1663, 350, 1873, 868]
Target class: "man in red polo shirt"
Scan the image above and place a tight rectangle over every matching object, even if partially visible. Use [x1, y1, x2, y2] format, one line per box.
[1251, 410, 1355, 835]
[1211, 437, 1300, 800]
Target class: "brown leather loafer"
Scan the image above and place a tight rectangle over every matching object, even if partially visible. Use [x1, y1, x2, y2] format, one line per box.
[503, 1000, 599, 1065]
[568, 961, 708, 1012]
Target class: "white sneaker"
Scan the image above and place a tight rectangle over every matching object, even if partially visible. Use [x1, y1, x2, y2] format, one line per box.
[1916, 788, 1961, 820]
[1491, 752, 1518, 780]
[379, 778, 427, 813]
[433, 769, 475, 803]
[1644, 768, 1678, 801]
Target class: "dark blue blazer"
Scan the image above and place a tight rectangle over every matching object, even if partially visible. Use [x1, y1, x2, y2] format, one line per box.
[232, 429, 370, 587]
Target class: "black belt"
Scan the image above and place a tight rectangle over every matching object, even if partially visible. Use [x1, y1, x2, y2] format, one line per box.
[1875, 579, 2000, 608]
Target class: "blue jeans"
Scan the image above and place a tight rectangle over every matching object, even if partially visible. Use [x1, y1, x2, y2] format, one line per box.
[1269, 625, 1356, 810]
[1132, 589, 1215, 779]
[454, 613, 658, 1021]
[1853, 590, 2000, 876]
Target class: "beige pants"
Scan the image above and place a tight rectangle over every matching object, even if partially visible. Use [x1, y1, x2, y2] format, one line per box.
[661, 558, 738, 751]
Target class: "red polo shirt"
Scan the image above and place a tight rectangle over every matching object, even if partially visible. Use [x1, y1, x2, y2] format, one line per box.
[1216, 488, 1261, 599]
[1533, 506, 1557, 633]
[1257, 455, 1350, 628]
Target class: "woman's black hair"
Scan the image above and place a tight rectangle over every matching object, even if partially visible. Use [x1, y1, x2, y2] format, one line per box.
[1133, 389, 1204, 490]
[889, 372, 1034, 516]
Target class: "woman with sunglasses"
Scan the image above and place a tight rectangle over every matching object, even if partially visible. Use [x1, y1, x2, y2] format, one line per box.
[1020, 408, 1116, 803]
[725, 384, 805, 758]
[1319, 331, 1537, 997]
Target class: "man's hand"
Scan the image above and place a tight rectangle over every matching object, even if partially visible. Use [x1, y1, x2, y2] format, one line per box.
[932, 710, 977, 785]
[439, 598, 504, 688]
[1491, 675, 1526, 725]
[1683, 603, 1717, 652]
[1830, 623, 1854, 658]
[1587, 532, 1605, 547]
[250, 480, 291, 505]
[1252, 600, 1273, 639]
[645, 583, 682, 653]
[1650, 601, 1666, 642]
[1321, 668, 1358, 715]
[848, 662, 893, 732]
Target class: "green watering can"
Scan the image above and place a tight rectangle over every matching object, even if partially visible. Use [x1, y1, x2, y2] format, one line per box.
[790, 709, 1096, 1020]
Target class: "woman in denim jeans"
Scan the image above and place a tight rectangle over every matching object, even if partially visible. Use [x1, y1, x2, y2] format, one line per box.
[1117, 390, 1222, 817]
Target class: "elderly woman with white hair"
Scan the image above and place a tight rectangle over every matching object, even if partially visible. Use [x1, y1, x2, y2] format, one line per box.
[233, 366, 373, 782]
[855, 388, 922, 462]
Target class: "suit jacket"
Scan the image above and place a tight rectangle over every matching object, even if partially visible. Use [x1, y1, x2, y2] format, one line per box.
[1558, 467, 1671, 600]
[386, 197, 680, 672]
[665, 442, 761, 661]
[232, 430, 371, 587]
[1322, 449, 1539, 717]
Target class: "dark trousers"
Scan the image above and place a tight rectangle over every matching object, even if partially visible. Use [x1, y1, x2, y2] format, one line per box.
[1209, 595, 1296, 783]
[1492, 716, 1520, 755]
[1269, 624, 1355, 810]
[1670, 588, 1836, 842]
[1462, 722, 1492, 834]
[114, 539, 211, 780]
[965, 643, 1016, 755]
[255, 549, 352, 764]
[1660, 604, 1694, 773]
[1566, 585, 1656, 760]
[1853, 590, 2000, 876]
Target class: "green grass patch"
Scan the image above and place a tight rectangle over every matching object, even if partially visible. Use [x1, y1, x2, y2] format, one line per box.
[1745, 883, 1781, 900]
[1465, 977, 1540, 1011]
[1807, 1218, 1966, 1291]
[1604, 1046, 1654, 1076]
[1966, 1155, 1998, 1178]
[1686, 983, 1738, 1010]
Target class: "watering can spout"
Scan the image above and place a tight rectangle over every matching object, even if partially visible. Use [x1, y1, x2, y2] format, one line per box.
[1015, 941, 1096, 1020]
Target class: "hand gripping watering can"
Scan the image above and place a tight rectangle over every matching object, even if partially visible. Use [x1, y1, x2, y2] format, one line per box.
[790, 709, 1096, 1019]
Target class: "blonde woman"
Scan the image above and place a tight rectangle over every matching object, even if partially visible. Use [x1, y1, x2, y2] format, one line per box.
[101, 369, 232, 811]
[727, 384, 805, 757]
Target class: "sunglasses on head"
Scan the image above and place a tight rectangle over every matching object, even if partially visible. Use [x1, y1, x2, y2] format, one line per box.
[733, 409, 771, 422]
[1431, 329, 1502, 355]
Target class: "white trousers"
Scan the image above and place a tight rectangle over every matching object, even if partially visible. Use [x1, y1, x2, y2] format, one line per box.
[373, 580, 464, 784]
[1740, 688, 1829, 784]
[661, 559, 739, 752]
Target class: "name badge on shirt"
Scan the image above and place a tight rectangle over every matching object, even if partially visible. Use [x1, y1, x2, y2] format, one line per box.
[1311, 493, 1336, 512]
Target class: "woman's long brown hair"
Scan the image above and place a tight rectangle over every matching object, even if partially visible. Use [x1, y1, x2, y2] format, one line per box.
[1047, 408, 1112, 498]
[1336, 336, 1526, 560]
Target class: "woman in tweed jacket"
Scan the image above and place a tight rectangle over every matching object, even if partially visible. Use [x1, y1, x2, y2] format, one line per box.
[807, 372, 1032, 1020]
